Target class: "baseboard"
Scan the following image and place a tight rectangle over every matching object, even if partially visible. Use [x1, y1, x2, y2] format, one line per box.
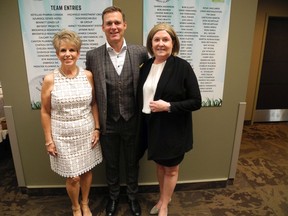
[22, 180, 228, 196]
[244, 120, 252, 125]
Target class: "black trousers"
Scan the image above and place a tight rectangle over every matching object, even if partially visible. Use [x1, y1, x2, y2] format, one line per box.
[100, 115, 139, 200]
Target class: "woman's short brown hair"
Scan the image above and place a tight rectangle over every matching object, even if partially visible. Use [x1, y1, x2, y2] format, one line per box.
[146, 23, 180, 56]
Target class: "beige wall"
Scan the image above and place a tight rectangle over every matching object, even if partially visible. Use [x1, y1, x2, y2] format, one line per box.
[245, 0, 288, 122]
[0, 0, 258, 188]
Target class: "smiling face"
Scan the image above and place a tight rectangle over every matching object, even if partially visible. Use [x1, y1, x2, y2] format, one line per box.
[56, 40, 80, 67]
[102, 11, 127, 48]
[152, 30, 174, 63]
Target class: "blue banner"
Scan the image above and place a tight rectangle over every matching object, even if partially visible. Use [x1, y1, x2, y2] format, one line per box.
[143, 0, 231, 107]
[18, 0, 112, 109]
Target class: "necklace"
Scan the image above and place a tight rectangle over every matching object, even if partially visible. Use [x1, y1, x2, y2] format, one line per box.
[59, 66, 79, 79]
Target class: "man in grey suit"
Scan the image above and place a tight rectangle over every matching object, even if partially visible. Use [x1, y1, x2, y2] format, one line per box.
[86, 6, 148, 216]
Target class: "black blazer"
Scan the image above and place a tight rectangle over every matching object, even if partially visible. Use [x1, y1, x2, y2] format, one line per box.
[137, 55, 202, 160]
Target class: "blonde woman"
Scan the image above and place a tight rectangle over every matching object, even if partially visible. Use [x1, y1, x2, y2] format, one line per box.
[41, 29, 102, 216]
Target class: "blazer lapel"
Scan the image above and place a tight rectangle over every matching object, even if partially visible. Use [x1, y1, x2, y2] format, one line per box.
[154, 55, 174, 100]
[141, 60, 153, 85]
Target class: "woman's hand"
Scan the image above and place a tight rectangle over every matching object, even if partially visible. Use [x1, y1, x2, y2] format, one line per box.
[46, 143, 57, 156]
[149, 100, 170, 112]
[91, 130, 100, 148]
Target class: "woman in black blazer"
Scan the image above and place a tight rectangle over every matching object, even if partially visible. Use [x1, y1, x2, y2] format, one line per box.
[138, 23, 202, 216]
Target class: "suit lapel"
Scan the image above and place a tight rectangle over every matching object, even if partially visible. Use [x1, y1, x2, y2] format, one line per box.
[98, 45, 108, 98]
[126, 45, 138, 97]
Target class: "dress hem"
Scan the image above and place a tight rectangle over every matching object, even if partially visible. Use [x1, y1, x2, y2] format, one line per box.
[51, 158, 103, 178]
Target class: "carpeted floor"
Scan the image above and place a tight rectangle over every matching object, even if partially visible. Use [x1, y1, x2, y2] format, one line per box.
[0, 122, 288, 215]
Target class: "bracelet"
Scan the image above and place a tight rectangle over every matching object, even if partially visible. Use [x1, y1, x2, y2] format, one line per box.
[168, 103, 171, 113]
[95, 128, 101, 131]
[45, 141, 53, 146]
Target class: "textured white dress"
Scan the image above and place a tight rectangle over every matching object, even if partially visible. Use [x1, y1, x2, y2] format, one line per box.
[50, 67, 102, 177]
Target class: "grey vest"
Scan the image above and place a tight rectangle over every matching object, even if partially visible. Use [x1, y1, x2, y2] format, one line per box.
[105, 53, 135, 121]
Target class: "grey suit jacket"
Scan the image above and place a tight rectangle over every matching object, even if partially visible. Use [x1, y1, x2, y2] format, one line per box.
[86, 43, 148, 134]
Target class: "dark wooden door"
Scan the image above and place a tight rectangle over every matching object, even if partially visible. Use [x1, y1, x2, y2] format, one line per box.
[254, 17, 288, 122]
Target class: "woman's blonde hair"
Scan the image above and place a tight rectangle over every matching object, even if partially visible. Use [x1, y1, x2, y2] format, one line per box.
[52, 29, 82, 52]
[146, 23, 180, 56]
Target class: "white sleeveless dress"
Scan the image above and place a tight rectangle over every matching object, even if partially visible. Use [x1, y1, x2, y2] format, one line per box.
[50, 67, 102, 177]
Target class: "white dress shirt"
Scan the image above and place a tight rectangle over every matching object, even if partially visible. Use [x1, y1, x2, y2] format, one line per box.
[106, 39, 127, 75]
[142, 61, 166, 114]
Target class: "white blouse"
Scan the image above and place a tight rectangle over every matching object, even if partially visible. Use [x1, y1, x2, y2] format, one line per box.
[142, 61, 166, 114]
